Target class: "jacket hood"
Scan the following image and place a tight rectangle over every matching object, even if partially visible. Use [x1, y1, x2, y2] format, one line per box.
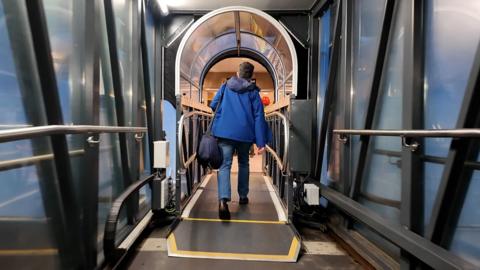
[226, 76, 258, 93]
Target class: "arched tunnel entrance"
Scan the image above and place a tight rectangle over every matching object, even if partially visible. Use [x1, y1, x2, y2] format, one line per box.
[175, 6, 298, 102]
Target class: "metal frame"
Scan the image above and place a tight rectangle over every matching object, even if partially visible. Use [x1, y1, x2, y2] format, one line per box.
[312, 0, 480, 268]
[177, 111, 213, 169]
[265, 111, 290, 172]
[0, 0, 158, 268]
[320, 185, 476, 269]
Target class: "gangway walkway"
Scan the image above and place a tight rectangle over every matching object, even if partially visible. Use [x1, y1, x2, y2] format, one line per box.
[167, 172, 300, 262]
[126, 172, 363, 270]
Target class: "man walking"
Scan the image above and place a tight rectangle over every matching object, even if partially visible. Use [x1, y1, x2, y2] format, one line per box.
[210, 61, 271, 219]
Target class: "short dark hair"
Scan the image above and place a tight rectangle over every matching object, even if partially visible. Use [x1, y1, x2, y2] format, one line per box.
[238, 62, 254, 79]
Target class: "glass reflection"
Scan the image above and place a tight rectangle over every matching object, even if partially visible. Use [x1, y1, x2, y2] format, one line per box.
[351, 0, 386, 175]
[424, 0, 480, 158]
[361, 0, 406, 224]
[0, 3, 61, 268]
[113, 0, 134, 126]
[450, 170, 480, 266]
[44, 0, 87, 125]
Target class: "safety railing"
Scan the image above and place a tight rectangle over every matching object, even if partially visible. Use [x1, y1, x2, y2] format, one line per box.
[177, 111, 214, 169]
[103, 173, 163, 262]
[333, 128, 480, 137]
[333, 128, 480, 152]
[0, 125, 148, 143]
[265, 111, 290, 172]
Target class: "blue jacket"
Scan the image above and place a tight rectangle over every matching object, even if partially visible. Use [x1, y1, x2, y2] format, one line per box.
[210, 76, 272, 147]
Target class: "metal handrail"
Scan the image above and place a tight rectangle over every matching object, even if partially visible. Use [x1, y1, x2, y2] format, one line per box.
[0, 125, 148, 143]
[333, 128, 480, 138]
[178, 111, 214, 169]
[265, 145, 284, 171]
[265, 111, 290, 172]
[104, 173, 159, 261]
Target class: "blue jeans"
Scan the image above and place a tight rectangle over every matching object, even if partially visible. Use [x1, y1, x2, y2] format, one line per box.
[217, 139, 252, 201]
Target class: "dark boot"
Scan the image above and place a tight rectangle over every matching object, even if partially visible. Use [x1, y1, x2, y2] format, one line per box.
[218, 199, 230, 220]
[239, 197, 249, 205]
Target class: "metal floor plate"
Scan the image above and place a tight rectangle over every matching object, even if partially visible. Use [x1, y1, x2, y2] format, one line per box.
[169, 173, 300, 262]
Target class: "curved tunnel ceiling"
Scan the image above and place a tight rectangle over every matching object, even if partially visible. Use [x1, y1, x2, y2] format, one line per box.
[175, 6, 298, 101]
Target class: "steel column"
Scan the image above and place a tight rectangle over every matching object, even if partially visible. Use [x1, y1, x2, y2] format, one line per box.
[82, 0, 101, 268]
[400, 1, 425, 268]
[141, 0, 155, 174]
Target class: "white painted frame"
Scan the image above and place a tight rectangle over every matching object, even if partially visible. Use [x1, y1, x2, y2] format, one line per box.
[175, 6, 298, 97]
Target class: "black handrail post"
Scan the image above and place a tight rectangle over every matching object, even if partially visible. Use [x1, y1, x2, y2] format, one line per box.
[25, 0, 86, 268]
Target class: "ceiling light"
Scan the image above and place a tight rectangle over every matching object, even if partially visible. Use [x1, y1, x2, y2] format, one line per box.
[156, 0, 169, 15]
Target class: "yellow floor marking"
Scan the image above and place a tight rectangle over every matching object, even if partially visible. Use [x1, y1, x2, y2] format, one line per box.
[167, 233, 300, 262]
[0, 248, 58, 256]
[183, 217, 286, 224]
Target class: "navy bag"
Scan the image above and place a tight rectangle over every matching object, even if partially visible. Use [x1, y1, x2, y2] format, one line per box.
[197, 85, 225, 169]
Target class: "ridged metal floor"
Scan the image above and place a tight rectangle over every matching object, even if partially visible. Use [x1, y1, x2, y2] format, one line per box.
[167, 173, 300, 262]
[125, 173, 363, 269]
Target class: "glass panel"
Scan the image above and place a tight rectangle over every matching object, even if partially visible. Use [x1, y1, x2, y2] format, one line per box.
[0, 140, 61, 269]
[361, 0, 406, 224]
[239, 12, 280, 47]
[450, 170, 480, 265]
[163, 100, 177, 180]
[189, 33, 237, 85]
[145, 4, 155, 96]
[423, 162, 444, 232]
[424, 0, 480, 157]
[44, 0, 88, 125]
[351, 0, 386, 175]
[0, 2, 46, 129]
[0, 2, 60, 268]
[113, 0, 135, 126]
[318, 9, 331, 185]
[240, 33, 286, 87]
[181, 12, 235, 77]
[96, 2, 126, 261]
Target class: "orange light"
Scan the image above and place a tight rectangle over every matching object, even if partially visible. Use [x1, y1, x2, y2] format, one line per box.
[261, 96, 270, 106]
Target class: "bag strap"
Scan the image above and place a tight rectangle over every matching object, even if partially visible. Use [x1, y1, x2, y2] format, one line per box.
[207, 83, 226, 133]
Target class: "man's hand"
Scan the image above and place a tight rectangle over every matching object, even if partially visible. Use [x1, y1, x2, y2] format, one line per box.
[257, 147, 265, 155]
